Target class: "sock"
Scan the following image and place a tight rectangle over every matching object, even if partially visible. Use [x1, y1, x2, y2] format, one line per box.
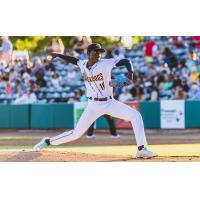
[46, 138, 50, 145]
[138, 145, 144, 151]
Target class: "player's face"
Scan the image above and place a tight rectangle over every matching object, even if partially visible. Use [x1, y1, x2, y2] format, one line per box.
[88, 50, 102, 63]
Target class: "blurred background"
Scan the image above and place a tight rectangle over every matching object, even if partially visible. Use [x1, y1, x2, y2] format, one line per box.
[0, 36, 200, 104]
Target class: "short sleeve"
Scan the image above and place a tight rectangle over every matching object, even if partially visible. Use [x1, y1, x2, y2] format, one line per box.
[77, 60, 87, 73]
[105, 58, 121, 70]
[77, 60, 83, 67]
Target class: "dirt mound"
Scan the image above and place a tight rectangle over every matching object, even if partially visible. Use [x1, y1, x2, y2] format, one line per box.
[0, 151, 200, 162]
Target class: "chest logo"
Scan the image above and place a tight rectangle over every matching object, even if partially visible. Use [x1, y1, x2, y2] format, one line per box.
[83, 72, 103, 82]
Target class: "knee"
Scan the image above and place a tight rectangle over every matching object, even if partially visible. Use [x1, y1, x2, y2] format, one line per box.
[130, 110, 143, 122]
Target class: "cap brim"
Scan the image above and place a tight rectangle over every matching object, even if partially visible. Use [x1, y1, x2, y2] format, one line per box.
[94, 48, 105, 53]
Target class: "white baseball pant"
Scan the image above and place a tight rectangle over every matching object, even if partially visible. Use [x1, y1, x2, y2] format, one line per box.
[50, 99, 147, 147]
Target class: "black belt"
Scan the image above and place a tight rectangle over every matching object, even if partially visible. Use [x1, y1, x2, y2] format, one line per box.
[88, 96, 112, 101]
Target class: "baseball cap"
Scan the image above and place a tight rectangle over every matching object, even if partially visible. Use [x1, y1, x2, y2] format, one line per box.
[87, 43, 105, 53]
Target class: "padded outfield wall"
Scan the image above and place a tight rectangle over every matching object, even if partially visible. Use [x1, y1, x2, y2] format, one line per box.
[0, 100, 199, 129]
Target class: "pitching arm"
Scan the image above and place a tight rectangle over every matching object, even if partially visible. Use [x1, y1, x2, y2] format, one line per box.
[48, 53, 79, 65]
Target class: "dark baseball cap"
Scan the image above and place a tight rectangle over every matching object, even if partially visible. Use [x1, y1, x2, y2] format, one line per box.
[87, 43, 105, 53]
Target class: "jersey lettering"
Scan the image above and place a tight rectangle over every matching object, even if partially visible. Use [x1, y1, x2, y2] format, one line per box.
[83, 72, 103, 82]
[99, 82, 105, 90]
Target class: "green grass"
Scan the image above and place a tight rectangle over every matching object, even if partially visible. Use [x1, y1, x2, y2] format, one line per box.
[0, 136, 41, 140]
[1, 144, 200, 157]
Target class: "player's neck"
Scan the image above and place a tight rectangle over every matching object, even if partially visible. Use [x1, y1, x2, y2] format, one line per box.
[88, 59, 98, 66]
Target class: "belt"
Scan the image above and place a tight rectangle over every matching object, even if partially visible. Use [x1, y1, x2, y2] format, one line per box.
[88, 96, 112, 101]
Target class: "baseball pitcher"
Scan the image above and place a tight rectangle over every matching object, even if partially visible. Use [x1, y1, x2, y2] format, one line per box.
[33, 43, 157, 158]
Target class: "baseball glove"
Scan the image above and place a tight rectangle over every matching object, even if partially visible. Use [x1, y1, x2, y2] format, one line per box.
[109, 74, 132, 88]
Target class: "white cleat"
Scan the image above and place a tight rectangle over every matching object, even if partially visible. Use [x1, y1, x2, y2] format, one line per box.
[136, 147, 157, 159]
[32, 137, 50, 152]
[86, 135, 96, 139]
[111, 134, 120, 139]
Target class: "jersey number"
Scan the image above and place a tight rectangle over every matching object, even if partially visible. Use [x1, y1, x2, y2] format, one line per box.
[99, 82, 105, 90]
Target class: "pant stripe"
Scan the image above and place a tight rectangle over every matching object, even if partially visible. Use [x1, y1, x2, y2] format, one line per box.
[50, 130, 73, 143]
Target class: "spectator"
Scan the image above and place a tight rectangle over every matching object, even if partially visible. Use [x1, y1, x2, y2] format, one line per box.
[45, 59, 55, 71]
[21, 68, 31, 85]
[145, 63, 157, 79]
[171, 86, 187, 100]
[0, 74, 7, 88]
[144, 82, 158, 101]
[176, 59, 189, 78]
[157, 73, 173, 99]
[157, 56, 171, 74]
[51, 72, 62, 89]
[1, 36, 12, 64]
[130, 82, 145, 101]
[143, 38, 157, 63]
[118, 87, 133, 102]
[170, 36, 185, 48]
[17, 58, 30, 72]
[5, 82, 13, 95]
[12, 79, 26, 94]
[186, 51, 196, 70]
[192, 36, 200, 49]
[36, 73, 46, 89]
[14, 89, 37, 104]
[173, 74, 182, 88]
[0, 60, 6, 73]
[65, 68, 80, 86]
[188, 83, 200, 100]
[162, 47, 178, 70]
[189, 66, 199, 83]
[32, 57, 45, 76]
[8, 68, 17, 82]
[181, 77, 190, 93]
[26, 89, 37, 103]
[13, 91, 26, 104]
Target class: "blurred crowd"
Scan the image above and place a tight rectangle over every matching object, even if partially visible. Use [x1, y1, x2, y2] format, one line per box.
[0, 36, 200, 104]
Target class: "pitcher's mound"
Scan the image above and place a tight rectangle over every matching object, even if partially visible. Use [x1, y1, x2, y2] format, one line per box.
[0, 151, 200, 162]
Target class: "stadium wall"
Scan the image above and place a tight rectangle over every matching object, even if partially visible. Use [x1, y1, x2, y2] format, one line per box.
[0, 101, 199, 129]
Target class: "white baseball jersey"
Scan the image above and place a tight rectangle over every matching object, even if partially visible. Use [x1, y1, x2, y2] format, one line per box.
[77, 58, 121, 98]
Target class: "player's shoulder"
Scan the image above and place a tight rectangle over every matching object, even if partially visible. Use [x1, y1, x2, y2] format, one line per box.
[101, 58, 121, 65]
[101, 58, 115, 61]
[100, 58, 116, 63]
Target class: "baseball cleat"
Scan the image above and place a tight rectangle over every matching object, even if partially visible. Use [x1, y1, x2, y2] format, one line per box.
[111, 134, 120, 139]
[136, 147, 157, 158]
[86, 135, 96, 139]
[32, 137, 50, 152]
